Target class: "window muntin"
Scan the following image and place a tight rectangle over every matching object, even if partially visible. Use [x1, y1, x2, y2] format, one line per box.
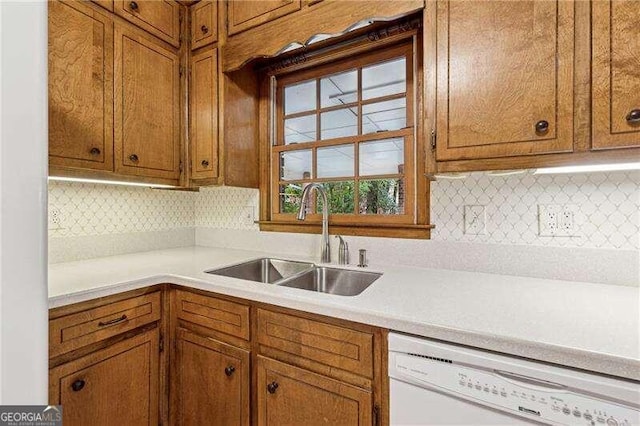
[272, 42, 415, 224]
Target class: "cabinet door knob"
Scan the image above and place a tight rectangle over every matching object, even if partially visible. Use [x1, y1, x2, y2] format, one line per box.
[71, 379, 85, 392]
[90, 147, 101, 156]
[129, 154, 139, 163]
[129, 1, 139, 11]
[201, 25, 209, 34]
[626, 109, 640, 125]
[267, 381, 279, 394]
[535, 120, 549, 135]
[201, 159, 209, 167]
[224, 365, 235, 376]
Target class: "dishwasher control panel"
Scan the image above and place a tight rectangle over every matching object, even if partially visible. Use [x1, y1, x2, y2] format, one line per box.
[393, 353, 639, 426]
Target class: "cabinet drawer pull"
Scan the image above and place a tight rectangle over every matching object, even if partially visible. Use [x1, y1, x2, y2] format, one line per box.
[201, 159, 209, 167]
[224, 365, 235, 376]
[535, 120, 549, 135]
[201, 25, 209, 34]
[626, 109, 640, 125]
[129, 1, 139, 11]
[90, 147, 101, 156]
[98, 314, 128, 327]
[71, 379, 85, 392]
[267, 381, 279, 394]
[129, 154, 139, 163]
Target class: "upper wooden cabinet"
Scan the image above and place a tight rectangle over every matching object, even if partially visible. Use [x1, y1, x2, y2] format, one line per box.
[190, 47, 220, 181]
[434, 0, 575, 162]
[114, 0, 181, 47]
[227, 0, 302, 36]
[49, 0, 114, 171]
[92, 0, 114, 12]
[592, 0, 640, 150]
[114, 23, 181, 181]
[191, 0, 218, 50]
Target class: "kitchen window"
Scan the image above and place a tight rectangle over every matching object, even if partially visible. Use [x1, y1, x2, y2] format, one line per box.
[260, 30, 431, 238]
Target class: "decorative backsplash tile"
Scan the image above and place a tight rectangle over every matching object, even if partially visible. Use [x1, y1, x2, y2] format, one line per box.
[195, 187, 259, 231]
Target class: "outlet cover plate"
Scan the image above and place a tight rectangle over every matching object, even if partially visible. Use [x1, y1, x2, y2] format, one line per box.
[538, 204, 579, 237]
[49, 206, 62, 230]
[464, 205, 486, 235]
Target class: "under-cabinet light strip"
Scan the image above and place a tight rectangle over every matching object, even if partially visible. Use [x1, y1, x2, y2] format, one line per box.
[533, 162, 640, 175]
[48, 176, 176, 189]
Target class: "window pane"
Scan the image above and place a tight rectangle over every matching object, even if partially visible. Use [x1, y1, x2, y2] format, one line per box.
[284, 114, 316, 144]
[317, 144, 354, 178]
[316, 181, 355, 214]
[362, 98, 406, 134]
[280, 150, 312, 181]
[279, 184, 303, 214]
[359, 138, 404, 176]
[284, 80, 316, 115]
[321, 70, 357, 108]
[362, 57, 406, 100]
[359, 179, 404, 215]
[320, 108, 357, 140]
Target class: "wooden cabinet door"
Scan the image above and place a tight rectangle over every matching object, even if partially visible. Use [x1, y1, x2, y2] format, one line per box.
[49, 0, 114, 171]
[190, 47, 219, 180]
[92, 0, 114, 12]
[49, 329, 160, 426]
[174, 329, 250, 426]
[435, 0, 575, 161]
[592, 0, 640, 150]
[191, 0, 218, 50]
[114, 0, 181, 47]
[227, 0, 301, 35]
[256, 356, 372, 426]
[114, 23, 181, 181]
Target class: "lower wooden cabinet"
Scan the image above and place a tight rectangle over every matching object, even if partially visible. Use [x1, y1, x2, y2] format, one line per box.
[256, 356, 373, 426]
[174, 328, 250, 425]
[49, 329, 160, 426]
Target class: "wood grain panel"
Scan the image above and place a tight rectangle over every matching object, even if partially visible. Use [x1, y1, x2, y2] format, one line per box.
[49, 0, 114, 171]
[114, 22, 181, 180]
[92, 0, 114, 12]
[190, 47, 219, 180]
[592, 0, 640, 149]
[175, 329, 250, 425]
[49, 329, 160, 426]
[115, 0, 181, 47]
[175, 290, 250, 340]
[49, 292, 161, 358]
[191, 0, 218, 50]
[257, 309, 374, 379]
[435, 0, 575, 161]
[256, 356, 372, 426]
[227, 0, 301, 36]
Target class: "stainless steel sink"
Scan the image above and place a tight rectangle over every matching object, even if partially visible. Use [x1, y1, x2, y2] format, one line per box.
[206, 258, 313, 283]
[279, 266, 381, 296]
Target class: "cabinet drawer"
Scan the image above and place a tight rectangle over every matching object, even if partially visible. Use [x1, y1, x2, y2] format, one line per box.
[257, 309, 374, 379]
[175, 290, 250, 340]
[115, 0, 180, 47]
[49, 292, 161, 358]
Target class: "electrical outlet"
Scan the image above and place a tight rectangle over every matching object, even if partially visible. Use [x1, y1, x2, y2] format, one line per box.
[241, 206, 255, 226]
[49, 206, 62, 230]
[464, 205, 486, 235]
[538, 204, 579, 237]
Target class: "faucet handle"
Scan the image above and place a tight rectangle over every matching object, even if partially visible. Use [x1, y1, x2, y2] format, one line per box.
[335, 236, 349, 265]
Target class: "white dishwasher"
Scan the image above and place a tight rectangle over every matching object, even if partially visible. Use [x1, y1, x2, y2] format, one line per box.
[389, 333, 640, 426]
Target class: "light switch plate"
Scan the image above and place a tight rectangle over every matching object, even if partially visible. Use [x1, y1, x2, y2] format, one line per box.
[241, 206, 255, 226]
[538, 204, 579, 237]
[464, 205, 486, 235]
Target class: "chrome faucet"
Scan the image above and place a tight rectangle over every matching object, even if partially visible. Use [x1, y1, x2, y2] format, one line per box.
[335, 235, 349, 265]
[297, 183, 331, 263]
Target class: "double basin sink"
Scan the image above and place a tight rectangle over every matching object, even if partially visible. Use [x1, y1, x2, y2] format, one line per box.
[206, 258, 381, 296]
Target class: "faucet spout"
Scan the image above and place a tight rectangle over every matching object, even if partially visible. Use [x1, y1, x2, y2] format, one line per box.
[296, 183, 331, 263]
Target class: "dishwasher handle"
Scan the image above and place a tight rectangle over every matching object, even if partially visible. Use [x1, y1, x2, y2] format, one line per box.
[494, 370, 567, 392]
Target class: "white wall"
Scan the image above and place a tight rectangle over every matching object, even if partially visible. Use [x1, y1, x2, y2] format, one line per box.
[0, 0, 48, 404]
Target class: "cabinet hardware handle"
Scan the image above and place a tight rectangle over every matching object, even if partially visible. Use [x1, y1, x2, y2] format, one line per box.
[626, 109, 640, 125]
[129, 1, 139, 11]
[535, 120, 549, 135]
[71, 379, 85, 392]
[98, 314, 128, 327]
[201, 25, 209, 34]
[90, 147, 101, 156]
[224, 366, 235, 376]
[201, 159, 209, 167]
[267, 381, 279, 394]
[129, 154, 139, 163]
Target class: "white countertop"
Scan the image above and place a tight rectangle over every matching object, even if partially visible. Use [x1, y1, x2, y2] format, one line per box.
[49, 246, 640, 381]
